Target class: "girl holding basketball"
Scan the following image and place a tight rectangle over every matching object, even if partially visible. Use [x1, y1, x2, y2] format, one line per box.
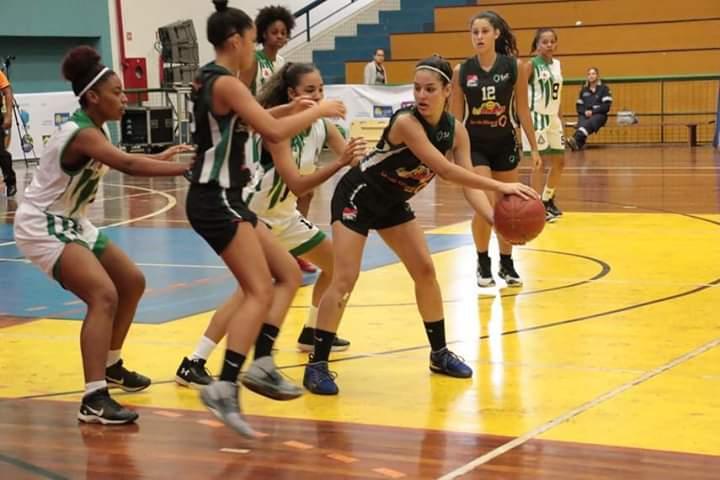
[450, 11, 542, 288]
[303, 55, 537, 395]
[13, 46, 193, 424]
[185, 0, 345, 436]
[521, 28, 565, 222]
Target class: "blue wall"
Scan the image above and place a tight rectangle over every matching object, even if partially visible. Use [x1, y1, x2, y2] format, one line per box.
[0, 0, 113, 93]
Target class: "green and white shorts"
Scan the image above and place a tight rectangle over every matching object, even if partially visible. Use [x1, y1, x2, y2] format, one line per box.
[14, 203, 110, 281]
[261, 210, 326, 257]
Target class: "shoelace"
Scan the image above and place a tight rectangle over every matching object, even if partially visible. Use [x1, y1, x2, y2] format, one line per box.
[439, 350, 467, 368]
[312, 363, 338, 381]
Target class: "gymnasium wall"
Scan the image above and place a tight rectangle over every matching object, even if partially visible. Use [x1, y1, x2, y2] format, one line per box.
[119, 0, 377, 89]
[0, 0, 113, 93]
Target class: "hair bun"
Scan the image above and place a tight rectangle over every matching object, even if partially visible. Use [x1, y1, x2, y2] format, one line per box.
[61, 46, 101, 83]
[212, 0, 228, 12]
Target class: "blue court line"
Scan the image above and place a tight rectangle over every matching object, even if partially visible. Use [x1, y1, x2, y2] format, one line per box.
[0, 225, 472, 324]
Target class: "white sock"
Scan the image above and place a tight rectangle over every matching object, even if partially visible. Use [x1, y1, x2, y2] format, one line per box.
[190, 336, 217, 361]
[106, 350, 121, 367]
[542, 186, 555, 202]
[85, 380, 107, 396]
[306, 305, 319, 329]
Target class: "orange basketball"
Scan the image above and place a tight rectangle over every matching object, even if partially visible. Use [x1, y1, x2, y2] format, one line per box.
[493, 195, 546, 245]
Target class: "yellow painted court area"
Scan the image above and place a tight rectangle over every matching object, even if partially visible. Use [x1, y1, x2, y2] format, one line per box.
[3, 211, 719, 457]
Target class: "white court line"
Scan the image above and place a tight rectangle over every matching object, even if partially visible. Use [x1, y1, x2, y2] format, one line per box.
[0, 183, 177, 247]
[0, 258, 226, 269]
[437, 336, 720, 480]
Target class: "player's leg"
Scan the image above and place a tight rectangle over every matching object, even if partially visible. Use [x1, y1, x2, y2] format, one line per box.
[377, 219, 472, 378]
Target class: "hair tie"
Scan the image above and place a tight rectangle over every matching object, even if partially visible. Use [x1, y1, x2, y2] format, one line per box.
[77, 67, 109, 98]
[415, 65, 451, 83]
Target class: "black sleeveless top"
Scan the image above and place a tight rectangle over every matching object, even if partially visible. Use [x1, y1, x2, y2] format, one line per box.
[358, 107, 455, 202]
[459, 54, 517, 142]
[189, 62, 251, 189]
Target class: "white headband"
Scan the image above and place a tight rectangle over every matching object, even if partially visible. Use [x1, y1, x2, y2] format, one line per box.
[77, 67, 110, 99]
[415, 65, 451, 83]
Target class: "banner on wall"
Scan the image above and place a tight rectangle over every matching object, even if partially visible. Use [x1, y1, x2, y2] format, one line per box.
[6, 85, 414, 161]
[324, 84, 414, 135]
[8, 91, 77, 161]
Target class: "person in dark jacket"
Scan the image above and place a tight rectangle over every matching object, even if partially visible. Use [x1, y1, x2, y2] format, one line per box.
[567, 67, 612, 150]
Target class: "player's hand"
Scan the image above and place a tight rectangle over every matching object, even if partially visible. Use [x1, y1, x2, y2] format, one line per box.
[2, 117, 11, 130]
[531, 150, 543, 169]
[499, 182, 538, 200]
[316, 99, 346, 119]
[338, 137, 367, 167]
[158, 144, 194, 161]
[290, 95, 316, 113]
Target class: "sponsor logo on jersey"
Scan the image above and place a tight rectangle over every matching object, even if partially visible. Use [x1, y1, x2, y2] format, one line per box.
[539, 70, 552, 82]
[493, 73, 510, 83]
[436, 130, 451, 141]
[466, 74, 479, 87]
[472, 101, 506, 116]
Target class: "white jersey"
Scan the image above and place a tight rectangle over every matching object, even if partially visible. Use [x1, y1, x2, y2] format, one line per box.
[22, 109, 110, 218]
[244, 118, 327, 224]
[528, 56, 563, 118]
[253, 51, 286, 96]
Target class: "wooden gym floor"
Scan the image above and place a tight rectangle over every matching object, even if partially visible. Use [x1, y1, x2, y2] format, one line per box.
[0, 145, 719, 479]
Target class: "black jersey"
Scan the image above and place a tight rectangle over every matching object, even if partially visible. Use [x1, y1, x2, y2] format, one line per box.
[359, 107, 455, 202]
[459, 54, 517, 142]
[188, 62, 251, 188]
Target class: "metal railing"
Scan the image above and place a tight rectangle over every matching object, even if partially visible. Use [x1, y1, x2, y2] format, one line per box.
[293, 0, 359, 42]
[561, 74, 720, 144]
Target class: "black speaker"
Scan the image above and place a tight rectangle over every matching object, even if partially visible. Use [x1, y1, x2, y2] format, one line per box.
[121, 107, 174, 147]
[163, 65, 198, 85]
[158, 20, 199, 64]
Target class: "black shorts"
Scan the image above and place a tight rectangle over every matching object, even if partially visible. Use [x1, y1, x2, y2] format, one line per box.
[470, 134, 520, 172]
[186, 182, 258, 254]
[331, 168, 415, 236]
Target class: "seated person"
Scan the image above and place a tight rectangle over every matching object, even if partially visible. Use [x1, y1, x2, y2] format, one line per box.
[567, 67, 612, 150]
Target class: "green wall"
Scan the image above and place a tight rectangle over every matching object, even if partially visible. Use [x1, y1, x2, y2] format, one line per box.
[0, 0, 113, 93]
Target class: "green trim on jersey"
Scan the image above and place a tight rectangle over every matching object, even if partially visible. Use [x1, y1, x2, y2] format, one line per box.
[289, 230, 326, 256]
[59, 110, 106, 176]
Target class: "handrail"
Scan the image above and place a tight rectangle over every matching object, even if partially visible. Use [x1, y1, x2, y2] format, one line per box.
[293, 0, 358, 42]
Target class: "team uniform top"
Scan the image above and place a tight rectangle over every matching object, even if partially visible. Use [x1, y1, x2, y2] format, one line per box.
[189, 62, 251, 189]
[244, 118, 327, 223]
[251, 51, 285, 96]
[359, 107, 455, 202]
[528, 56, 563, 128]
[22, 110, 110, 218]
[459, 54, 517, 144]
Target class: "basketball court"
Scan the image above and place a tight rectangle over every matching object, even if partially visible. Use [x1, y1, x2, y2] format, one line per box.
[1, 145, 719, 478]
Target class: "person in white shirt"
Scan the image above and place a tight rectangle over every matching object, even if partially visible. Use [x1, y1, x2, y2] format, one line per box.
[363, 48, 388, 85]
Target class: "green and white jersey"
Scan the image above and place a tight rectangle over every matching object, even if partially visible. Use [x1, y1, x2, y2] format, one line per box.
[22, 109, 110, 219]
[252, 50, 286, 96]
[528, 56, 563, 126]
[244, 118, 326, 223]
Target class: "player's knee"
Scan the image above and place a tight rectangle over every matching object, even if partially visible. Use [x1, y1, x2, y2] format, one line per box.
[126, 268, 146, 299]
[411, 258, 437, 283]
[333, 273, 359, 302]
[88, 286, 119, 318]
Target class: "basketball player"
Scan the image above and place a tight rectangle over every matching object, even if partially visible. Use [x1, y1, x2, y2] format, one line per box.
[239, 4, 318, 274]
[13, 46, 193, 424]
[303, 56, 537, 395]
[521, 28, 565, 222]
[186, 0, 345, 437]
[175, 62, 362, 388]
[449, 11, 542, 288]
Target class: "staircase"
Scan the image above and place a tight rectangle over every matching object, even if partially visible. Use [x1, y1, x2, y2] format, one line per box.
[286, 0, 476, 84]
